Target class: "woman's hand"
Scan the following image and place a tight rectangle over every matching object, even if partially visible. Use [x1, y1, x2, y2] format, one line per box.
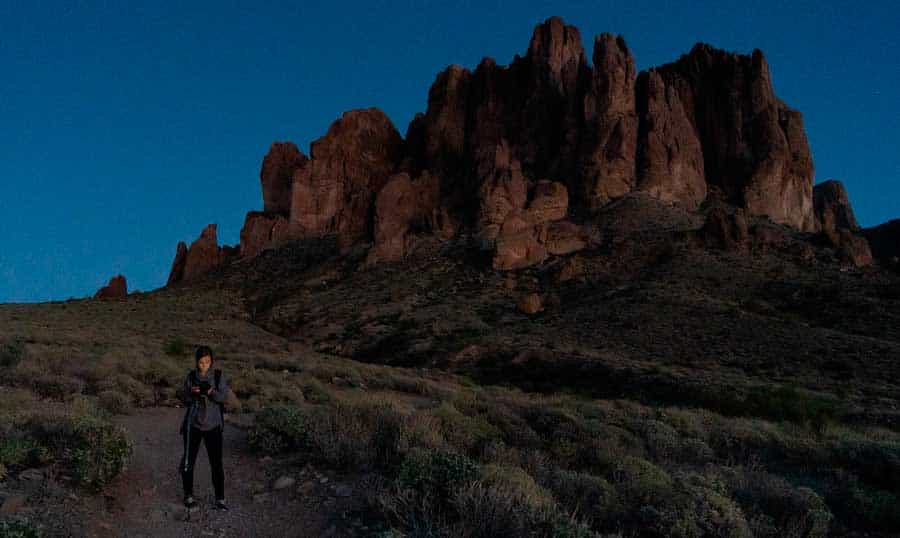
[207, 388, 216, 397]
[191, 386, 201, 395]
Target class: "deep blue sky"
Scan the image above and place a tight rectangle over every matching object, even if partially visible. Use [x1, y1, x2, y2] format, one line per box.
[1, 1, 897, 303]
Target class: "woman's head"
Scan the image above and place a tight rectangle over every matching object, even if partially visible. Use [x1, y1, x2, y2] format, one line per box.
[195, 345, 214, 374]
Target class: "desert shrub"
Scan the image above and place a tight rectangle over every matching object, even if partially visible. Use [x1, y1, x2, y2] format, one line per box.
[607, 456, 673, 505]
[450, 464, 601, 537]
[163, 336, 189, 356]
[31, 374, 84, 401]
[432, 403, 502, 456]
[68, 413, 132, 491]
[301, 376, 333, 404]
[642, 472, 753, 538]
[134, 356, 183, 389]
[633, 419, 714, 465]
[231, 368, 306, 410]
[398, 448, 479, 501]
[95, 374, 154, 407]
[542, 469, 615, 524]
[744, 385, 841, 430]
[482, 404, 542, 449]
[0, 437, 47, 469]
[405, 412, 445, 451]
[22, 409, 132, 491]
[307, 400, 409, 469]
[247, 405, 308, 455]
[0, 517, 42, 538]
[827, 438, 900, 490]
[582, 424, 646, 473]
[373, 449, 481, 537]
[0, 338, 26, 369]
[826, 474, 900, 532]
[724, 467, 832, 537]
[97, 390, 133, 415]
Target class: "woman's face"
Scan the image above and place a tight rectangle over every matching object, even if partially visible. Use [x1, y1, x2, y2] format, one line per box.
[197, 354, 212, 375]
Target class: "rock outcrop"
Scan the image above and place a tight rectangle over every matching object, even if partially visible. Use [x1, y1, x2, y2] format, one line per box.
[863, 220, 900, 264]
[702, 206, 749, 251]
[240, 212, 291, 259]
[635, 70, 706, 210]
[95, 275, 127, 299]
[581, 33, 638, 209]
[167, 15, 872, 288]
[813, 180, 872, 267]
[290, 108, 403, 246]
[814, 180, 860, 240]
[168, 224, 236, 284]
[653, 45, 816, 231]
[369, 172, 441, 263]
[261, 142, 307, 215]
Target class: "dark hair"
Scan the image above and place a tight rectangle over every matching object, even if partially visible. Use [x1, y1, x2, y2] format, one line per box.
[195, 345, 214, 367]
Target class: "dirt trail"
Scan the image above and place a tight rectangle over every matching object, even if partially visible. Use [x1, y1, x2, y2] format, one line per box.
[77, 407, 353, 538]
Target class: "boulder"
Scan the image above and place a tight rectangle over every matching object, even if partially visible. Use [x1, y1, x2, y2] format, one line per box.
[517, 293, 544, 315]
[524, 180, 569, 224]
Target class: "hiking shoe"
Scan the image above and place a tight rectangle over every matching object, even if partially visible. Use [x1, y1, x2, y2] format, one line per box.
[214, 499, 228, 511]
[183, 495, 197, 508]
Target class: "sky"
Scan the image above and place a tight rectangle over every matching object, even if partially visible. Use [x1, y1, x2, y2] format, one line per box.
[1, 1, 897, 303]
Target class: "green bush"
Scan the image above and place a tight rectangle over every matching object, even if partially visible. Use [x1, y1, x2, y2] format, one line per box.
[0, 339, 26, 369]
[306, 401, 408, 469]
[646, 472, 753, 538]
[67, 413, 133, 491]
[452, 466, 599, 538]
[95, 374, 154, 407]
[0, 517, 42, 538]
[163, 337, 189, 357]
[607, 457, 673, 505]
[398, 448, 479, 500]
[23, 411, 132, 492]
[433, 403, 502, 456]
[542, 469, 615, 523]
[725, 467, 832, 537]
[0, 437, 47, 468]
[248, 405, 308, 455]
[301, 377, 332, 404]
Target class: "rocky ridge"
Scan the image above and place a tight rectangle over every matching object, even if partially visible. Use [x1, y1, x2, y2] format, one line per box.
[166, 16, 888, 285]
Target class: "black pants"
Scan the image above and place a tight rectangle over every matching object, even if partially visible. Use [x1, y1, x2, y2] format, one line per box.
[180, 425, 224, 500]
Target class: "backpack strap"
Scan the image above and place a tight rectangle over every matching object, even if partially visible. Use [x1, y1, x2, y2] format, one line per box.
[214, 369, 225, 424]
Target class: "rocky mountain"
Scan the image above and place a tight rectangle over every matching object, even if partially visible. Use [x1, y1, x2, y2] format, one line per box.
[166, 16, 892, 285]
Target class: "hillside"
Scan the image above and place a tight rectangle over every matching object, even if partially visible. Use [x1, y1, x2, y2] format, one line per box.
[3, 15, 900, 538]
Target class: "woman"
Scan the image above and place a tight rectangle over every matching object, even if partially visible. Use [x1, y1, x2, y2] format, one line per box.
[179, 345, 230, 511]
